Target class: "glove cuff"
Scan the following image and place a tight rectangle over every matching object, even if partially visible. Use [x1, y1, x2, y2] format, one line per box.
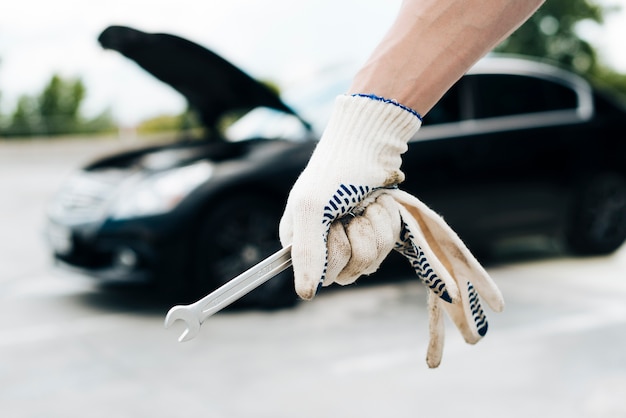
[350, 93, 423, 121]
[311, 94, 422, 186]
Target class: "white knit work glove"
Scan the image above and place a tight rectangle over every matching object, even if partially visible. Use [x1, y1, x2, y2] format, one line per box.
[279, 94, 503, 368]
[279, 94, 457, 301]
[389, 189, 505, 368]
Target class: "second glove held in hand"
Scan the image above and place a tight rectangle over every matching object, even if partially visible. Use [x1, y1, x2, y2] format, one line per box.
[389, 188, 504, 367]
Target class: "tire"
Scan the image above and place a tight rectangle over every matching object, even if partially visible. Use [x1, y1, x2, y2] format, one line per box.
[193, 194, 298, 309]
[566, 173, 626, 255]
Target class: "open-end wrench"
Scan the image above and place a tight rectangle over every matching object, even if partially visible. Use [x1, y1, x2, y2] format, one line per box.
[164, 244, 292, 342]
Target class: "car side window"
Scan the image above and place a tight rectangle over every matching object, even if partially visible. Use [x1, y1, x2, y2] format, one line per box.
[422, 80, 462, 125]
[470, 74, 578, 119]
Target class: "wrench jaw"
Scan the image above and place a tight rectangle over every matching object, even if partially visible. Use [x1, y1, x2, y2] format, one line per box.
[164, 246, 293, 342]
[164, 306, 201, 343]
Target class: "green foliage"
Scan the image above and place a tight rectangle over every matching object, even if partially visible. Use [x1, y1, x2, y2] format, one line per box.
[496, 0, 626, 97]
[137, 108, 203, 136]
[1, 74, 116, 138]
[7, 96, 40, 136]
[38, 75, 84, 134]
[137, 113, 185, 134]
[496, 0, 605, 72]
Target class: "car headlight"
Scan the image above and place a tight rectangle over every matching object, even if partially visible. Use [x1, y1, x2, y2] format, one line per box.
[111, 161, 213, 219]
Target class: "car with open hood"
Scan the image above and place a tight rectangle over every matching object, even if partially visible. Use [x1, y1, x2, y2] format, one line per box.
[44, 25, 626, 307]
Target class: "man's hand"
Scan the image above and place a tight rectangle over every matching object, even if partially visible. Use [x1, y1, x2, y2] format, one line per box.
[279, 94, 422, 299]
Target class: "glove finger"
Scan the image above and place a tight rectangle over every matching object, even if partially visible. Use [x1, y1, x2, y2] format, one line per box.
[440, 280, 490, 344]
[334, 215, 377, 285]
[426, 290, 445, 368]
[374, 193, 403, 248]
[398, 208, 490, 344]
[324, 221, 351, 286]
[395, 203, 460, 304]
[335, 194, 399, 285]
[361, 193, 402, 274]
[390, 189, 503, 312]
[282, 196, 331, 300]
[278, 204, 294, 248]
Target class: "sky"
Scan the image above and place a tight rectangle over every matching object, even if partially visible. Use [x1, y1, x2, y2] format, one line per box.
[1, 0, 625, 126]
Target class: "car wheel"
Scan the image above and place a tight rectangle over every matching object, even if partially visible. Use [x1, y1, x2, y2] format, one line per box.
[566, 173, 626, 255]
[193, 194, 298, 309]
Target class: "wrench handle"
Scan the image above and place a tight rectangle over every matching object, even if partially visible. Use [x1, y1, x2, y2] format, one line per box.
[192, 245, 293, 323]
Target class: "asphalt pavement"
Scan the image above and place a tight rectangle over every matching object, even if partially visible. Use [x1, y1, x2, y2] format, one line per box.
[1, 137, 626, 418]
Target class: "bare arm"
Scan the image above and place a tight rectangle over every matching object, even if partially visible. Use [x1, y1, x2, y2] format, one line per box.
[348, 0, 545, 115]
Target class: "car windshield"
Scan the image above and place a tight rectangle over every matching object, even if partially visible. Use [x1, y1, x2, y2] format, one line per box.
[225, 64, 357, 142]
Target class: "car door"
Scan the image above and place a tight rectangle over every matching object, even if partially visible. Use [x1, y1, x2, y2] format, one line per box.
[463, 72, 584, 239]
[402, 70, 584, 248]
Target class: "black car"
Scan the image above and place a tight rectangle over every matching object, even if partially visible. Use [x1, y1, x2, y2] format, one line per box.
[45, 26, 626, 307]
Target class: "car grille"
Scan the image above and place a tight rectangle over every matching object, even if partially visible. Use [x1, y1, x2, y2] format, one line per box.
[48, 169, 131, 225]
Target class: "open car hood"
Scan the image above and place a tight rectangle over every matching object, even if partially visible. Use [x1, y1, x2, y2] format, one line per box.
[98, 25, 307, 132]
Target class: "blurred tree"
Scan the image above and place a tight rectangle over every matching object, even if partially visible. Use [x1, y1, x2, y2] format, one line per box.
[138, 113, 186, 134]
[6, 96, 40, 136]
[2, 73, 115, 137]
[39, 75, 85, 135]
[81, 107, 117, 134]
[496, 0, 626, 95]
[496, 0, 605, 72]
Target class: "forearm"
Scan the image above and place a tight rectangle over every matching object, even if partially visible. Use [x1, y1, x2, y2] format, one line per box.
[348, 0, 545, 115]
